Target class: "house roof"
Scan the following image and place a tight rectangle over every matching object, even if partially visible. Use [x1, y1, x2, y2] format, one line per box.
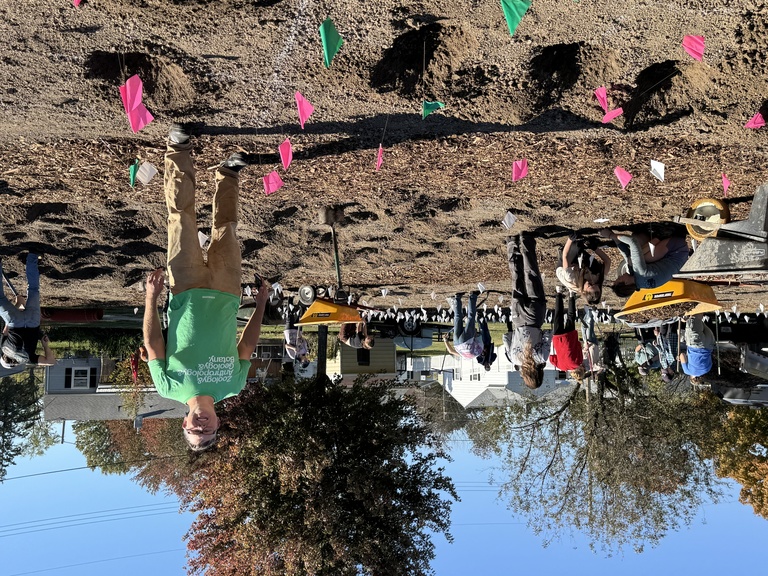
[43, 393, 187, 421]
[465, 388, 525, 409]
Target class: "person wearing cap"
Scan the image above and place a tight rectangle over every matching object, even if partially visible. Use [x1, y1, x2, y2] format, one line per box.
[0, 254, 56, 372]
[143, 124, 269, 452]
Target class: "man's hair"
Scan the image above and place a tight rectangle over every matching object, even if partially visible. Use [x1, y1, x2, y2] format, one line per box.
[520, 343, 544, 389]
[611, 281, 637, 298]
[184, 429, 218, 452]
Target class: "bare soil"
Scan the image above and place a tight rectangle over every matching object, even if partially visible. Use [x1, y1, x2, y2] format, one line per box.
[1, 0, 767, 311]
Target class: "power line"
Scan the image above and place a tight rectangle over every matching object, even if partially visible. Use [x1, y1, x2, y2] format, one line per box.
[0, 505, 180, 535]
[0, 510, 181, 539]
[7, 548, 186, 576]
[2, 454, 186, 481]
[0, 501, 180, 529]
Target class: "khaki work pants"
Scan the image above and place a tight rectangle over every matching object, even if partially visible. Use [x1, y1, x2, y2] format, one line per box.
[164, 143, 242, 296]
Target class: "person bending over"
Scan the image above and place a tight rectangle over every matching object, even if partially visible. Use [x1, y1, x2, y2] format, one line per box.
[600, 229, 689, 297]
[503, 233, 550, 389]
[0, 254, 56, 372]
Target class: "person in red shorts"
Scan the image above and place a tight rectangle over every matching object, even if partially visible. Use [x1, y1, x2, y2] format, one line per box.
[548, 287, 583, 372]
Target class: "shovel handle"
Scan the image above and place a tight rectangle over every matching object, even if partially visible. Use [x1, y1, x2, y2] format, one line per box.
[2, 272, 18, 297]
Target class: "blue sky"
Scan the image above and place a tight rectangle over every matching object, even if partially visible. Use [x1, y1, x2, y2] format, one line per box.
[3, 429, 767, 576]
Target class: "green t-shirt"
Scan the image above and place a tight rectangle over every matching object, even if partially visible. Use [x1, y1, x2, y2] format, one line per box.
[149, 289, 251, 404]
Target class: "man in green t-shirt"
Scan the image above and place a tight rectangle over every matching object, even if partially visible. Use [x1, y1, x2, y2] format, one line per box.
[143, 124, 269, 451]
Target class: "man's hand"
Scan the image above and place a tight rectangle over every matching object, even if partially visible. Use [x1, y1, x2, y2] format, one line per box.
[39, 333, 56, 366]
[254, 276, 271, 302]
[238, 275, 271, 361]
[146, 268, 165, 302]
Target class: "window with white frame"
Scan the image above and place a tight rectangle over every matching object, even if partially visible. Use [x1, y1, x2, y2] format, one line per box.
[71, 368, 91, 389]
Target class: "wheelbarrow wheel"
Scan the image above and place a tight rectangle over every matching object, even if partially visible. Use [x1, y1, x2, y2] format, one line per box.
[398, 317, 422, 336]
[686, 198, 730, 241]
[298, 285, 317, 306]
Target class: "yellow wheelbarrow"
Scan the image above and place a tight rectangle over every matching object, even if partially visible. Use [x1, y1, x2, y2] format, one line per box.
[614, 279, 722, 320]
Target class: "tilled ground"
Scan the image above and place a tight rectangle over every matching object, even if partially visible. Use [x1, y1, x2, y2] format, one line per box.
[0, 0, 766, 312]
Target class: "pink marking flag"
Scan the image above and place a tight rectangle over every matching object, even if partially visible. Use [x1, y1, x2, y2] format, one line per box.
[295, 91, 314, 129]
[512, 159, 528, 182]
[375, 145, 384, 171]
[745, 112, 765, 129]
[127, 105, 154, 133]
[614, 166, 632, 189]
[119, 75, 153, 133]
[263, 171, 284, 196]
[594, 86, 609, 113]
[722, 173, 731, 195]
[682, 35, 705, 61]
[602, 107, 623, 124]
[73, 0, 82, 6]
[119, 75, 143, 115]
[279, 138, 293, 170]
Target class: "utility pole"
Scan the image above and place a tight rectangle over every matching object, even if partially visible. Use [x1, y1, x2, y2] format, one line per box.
[317, 325, 328, 378]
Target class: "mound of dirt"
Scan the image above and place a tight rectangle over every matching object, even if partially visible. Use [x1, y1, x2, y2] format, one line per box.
[85, 50, 196, 111]
[527, 42, 622, 113]
[371, 19, 479, 98]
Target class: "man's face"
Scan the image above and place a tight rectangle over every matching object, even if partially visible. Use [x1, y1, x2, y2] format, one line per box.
[183, 409, 220, 447]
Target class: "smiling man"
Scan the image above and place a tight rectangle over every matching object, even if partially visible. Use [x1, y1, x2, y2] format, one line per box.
[143, 124, 269, 451]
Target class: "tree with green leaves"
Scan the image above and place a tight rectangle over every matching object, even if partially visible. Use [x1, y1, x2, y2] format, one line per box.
[173, 375, 457, 576]
[0, 372, 48, 481]
[72, 420, 132, 474]
[466, 337, 728, 555]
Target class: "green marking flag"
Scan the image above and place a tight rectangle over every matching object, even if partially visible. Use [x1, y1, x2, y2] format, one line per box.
[129, 158, 140, 188]
[422, 100, 445, 119]
[320, 18, 344, 68]
[500, 0, 531, 36]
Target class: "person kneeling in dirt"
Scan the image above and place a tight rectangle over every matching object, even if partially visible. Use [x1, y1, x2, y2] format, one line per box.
[339, 320, 374, 349]
[143, 124, 270, 452]
[678, 313, 715, 382]
[0, 254, 56, 372]
[555, 232, 611, 305]
[503, 233, 550, 389]
[600, 229, 689, 297]
[548, 287, 584, 374]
